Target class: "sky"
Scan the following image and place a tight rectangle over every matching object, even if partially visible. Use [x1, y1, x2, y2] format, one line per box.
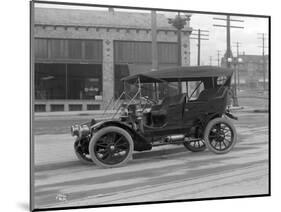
[188, 13, 269, 65]
[35, 3, 269, 66]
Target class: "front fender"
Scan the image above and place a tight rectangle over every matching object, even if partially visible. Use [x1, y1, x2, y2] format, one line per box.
[90, 120, 152, 152]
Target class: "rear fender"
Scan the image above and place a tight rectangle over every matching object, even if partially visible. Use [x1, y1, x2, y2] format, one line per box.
[198, 113, 222, 128]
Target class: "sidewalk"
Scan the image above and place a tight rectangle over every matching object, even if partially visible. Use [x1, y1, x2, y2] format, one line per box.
[34, 105, 268, 119]
[230, 106, 268, 113]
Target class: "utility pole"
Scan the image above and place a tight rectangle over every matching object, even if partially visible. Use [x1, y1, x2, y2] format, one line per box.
[190, 29, 209, 96]
[151, 10, 158, 72]
[217, 50, 221, 66]
[233, 42, 241, 90]
[213, 15, 244, 106]
[233, 41, 241, 57]
[258, 33, 268, 90]
[190, 29, 209, 66]
[209, 56, 213, 66]
[213, 15, 244, 68]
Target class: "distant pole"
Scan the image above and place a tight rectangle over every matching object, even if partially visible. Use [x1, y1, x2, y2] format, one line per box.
[261, 33, 266, 90]
[151, 10, 158, 72]
[262, 34, 265, 90]
[151, 10, 158, 99]
[233, 42, 241, 90]
[258, 33, 268, 90]
[217, 50, 221, 66]
[209, 56, 213, 66]
[197, 29, 201, 66]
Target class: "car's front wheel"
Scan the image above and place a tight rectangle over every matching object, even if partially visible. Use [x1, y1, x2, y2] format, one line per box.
[204, 117, 237, 154]
[89, 126, 134, 168]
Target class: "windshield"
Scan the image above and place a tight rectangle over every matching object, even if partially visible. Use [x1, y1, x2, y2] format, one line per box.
[123, 79, 208, 104]
[124, 81, 180, 103]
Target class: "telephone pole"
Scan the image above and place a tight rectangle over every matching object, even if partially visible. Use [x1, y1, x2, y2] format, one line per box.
[151, 10, 158, 72]
[213, 15, 244, 68]
[217, 50, 221, 66]
[233, 42, 241, 90]
[190, 29, 209, 96]
[213, 15, 244, 106]
[233, 41, 241, 57]
[258, 33, 268, 90]
[190, 29, 209, 66]
[209, 56, 213, 66]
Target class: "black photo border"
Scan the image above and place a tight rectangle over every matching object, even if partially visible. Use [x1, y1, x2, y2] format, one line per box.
[30, 0, 271, 211]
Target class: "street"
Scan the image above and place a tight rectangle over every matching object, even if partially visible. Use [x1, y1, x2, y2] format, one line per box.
[33, 109, 269, 209]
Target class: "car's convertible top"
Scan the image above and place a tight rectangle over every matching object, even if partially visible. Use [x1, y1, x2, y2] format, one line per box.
[122, 66, 234, 83]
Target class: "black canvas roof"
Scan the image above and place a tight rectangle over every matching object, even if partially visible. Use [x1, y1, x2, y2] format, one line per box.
[122, 66, 234, 83]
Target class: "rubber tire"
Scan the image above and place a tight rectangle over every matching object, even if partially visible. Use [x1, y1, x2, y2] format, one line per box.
[74, 140, 93, 165]
[89, 126, 134, 168]
[183, 140, 206, 152]
[204, 117, 237, 154]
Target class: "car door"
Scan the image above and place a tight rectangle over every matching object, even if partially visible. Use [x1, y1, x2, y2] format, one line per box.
[183, 100, 207, 127]
[166, 95, 185, 127]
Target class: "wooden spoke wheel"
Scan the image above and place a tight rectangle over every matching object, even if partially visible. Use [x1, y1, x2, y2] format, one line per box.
[183, 139, 206, 152]
[89, 126, 134, 168]
[74, 140, 93, 165]
[204, 117, 237, 154]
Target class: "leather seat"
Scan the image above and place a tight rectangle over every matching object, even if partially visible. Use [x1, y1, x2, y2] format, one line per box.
[197, 87, 226, 102]
[151, 94, 185, 117]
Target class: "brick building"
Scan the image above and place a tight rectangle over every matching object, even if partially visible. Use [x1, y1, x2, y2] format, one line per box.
[238, 54, 269, 88]
[221, 54, 269, 89]
[33, 7, 192, 112]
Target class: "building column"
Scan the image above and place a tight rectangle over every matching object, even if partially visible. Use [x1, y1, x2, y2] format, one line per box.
[102, 39, 114, 109]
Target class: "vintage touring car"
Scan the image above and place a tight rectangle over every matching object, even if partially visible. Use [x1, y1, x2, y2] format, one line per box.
[71, 66, 238, 168]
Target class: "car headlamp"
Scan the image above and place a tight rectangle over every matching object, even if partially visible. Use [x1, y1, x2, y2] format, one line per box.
[79, 125, 90, 138]
[120, 106, 128, 117]
[71, 124, 80, 137]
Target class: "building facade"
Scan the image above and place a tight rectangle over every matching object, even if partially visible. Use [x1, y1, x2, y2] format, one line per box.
[238, 54, 269, 88]
[221, 54, 269, 89]
[33, 8, 192, 112]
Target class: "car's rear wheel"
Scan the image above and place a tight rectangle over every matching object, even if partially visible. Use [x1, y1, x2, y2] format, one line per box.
[183, 139, 206, 152]
[89, 126, 134, 168]
[204, 117, 237, 154]
[74, 140, 93, 165]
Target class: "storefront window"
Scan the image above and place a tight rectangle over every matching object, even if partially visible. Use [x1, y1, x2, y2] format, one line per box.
[67, 64, 102, 100]
[35, 63, 66, 99]
[35, 63, 102, 100]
